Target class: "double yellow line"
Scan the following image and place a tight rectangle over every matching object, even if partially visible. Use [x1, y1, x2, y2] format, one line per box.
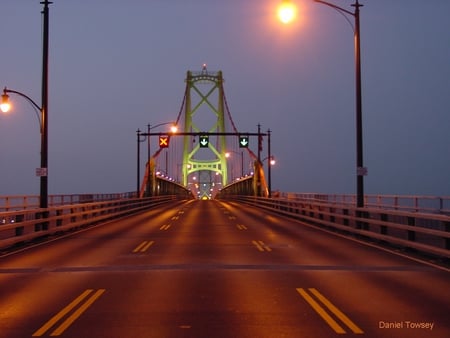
[296, 288, 363, 334]
[32, 289, 105, 336]
[160, 224, 171, 231]
[133, 240, 154, 253]
[252, 240, 272, 252]
[236, 224, 247, 230]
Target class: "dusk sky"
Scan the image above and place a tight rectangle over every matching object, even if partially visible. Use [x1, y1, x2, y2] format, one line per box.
[1, 0, 449, 197]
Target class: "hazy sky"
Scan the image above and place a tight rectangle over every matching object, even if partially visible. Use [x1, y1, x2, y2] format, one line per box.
[1, 0, 449, 197]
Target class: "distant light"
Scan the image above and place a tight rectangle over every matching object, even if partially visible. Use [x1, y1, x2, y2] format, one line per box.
[277, 0, 297, 24]
[170, 125, 178, 133]
[1, 92, 11, 113]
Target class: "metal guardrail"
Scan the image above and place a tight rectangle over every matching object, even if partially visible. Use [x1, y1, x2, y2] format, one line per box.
[0, 192, 137, 212]
[221, 195, 450, 260]
[280, 193, 450, 215]
[0, 195, 180, 251]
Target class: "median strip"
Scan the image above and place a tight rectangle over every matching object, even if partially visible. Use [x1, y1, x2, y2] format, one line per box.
[32, 289, 105, 336]
[296, 288, 363, 334]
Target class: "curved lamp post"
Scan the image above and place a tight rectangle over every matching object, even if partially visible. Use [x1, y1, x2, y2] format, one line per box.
[1, 0, 52, 211]
[279, 0, 365, 207]
[1, 88, 48, 209]
[136, 122, 177, 197]
[314, 0, 365, 208]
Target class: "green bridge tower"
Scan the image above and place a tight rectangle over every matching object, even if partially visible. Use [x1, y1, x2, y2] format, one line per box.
[182, 65, 227, 199]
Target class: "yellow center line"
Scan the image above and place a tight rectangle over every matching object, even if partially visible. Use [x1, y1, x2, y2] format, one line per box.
[160, 224, 171, 230]
[252, 240, 265, 252]
[259, 241, 272, 252]
[50, 289, 106, 336]
[32, 289, 98, 337]
[296, 288, 346, 334]
[309, 288, 364, 334]
[32, 290, 93, 336]
[133, 241, 148, 253]
[252, 240, 271, 252]
[141, 240, 154, 252]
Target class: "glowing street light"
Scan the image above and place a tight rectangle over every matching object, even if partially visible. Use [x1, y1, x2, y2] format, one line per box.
[1, 92, 11, 113]
[269, 157, 276, 166]
[277, 0, 297, 24]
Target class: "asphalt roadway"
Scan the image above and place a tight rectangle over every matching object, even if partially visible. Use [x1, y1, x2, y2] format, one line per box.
[0, 199, 448, 338]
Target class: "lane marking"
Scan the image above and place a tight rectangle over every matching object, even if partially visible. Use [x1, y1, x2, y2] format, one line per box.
[32, 289, 93, 336]
[133, 240, 154, 253]
[236, 224, 247, 230]
[171, 216, 179, 221]
[228, 215, 236, 220]
[160, 224, 171, 231]
[32, 289, 105, 337]
[51, 289, 105, 336]
[296, 288, 363, 334]
[309, 288, 363, 334]
[141, 241, 154, 252]
[252, 240, 272, 252]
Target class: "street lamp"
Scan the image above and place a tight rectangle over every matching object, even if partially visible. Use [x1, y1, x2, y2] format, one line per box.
[267, 128, 273, 198]
[136, 129, 145, 196]
[1, 87, 48, 209]
[313, 0, 365, 208]
[1, 0, 51, 212]
[136, 122, 177, 197]
[279, 0, 366, 207]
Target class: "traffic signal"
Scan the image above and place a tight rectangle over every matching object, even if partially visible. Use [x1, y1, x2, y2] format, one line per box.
[239, 135, 249, 148]
[199, 135, 209, 148]
[159, 135, 170, 148]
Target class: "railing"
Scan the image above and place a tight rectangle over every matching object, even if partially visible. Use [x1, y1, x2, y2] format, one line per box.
[0, 192, 136, 212]
[219, 195, 450, 260]
[280, 193, 450, 215]
[0, 195, 182, 251]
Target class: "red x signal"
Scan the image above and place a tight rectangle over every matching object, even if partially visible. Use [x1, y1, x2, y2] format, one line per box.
[159, 135, 170, 148]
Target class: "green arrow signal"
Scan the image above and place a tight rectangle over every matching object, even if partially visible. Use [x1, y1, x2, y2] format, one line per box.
[239, 136, 249, 148]
[199, 136, 209, 147]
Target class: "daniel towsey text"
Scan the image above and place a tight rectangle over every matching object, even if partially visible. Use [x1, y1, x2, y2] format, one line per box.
[379, 321, 434, 330]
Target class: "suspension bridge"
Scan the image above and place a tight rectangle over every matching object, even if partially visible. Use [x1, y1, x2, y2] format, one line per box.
[137, 64, 270, 200]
